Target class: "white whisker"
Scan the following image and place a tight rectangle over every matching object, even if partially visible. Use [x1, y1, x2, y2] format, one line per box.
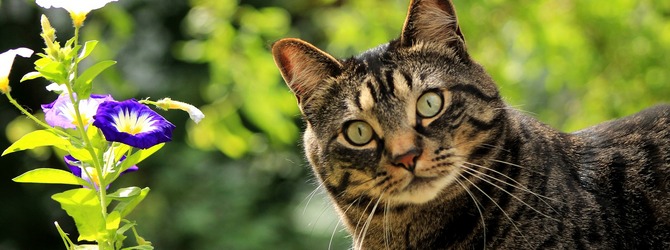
[454, 177, 487, 248]
[460, 165, 559, 222]
[458, 172, 534, 249]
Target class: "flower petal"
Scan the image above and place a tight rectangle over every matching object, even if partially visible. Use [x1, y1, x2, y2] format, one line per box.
[0, 48, 34, 93]
[42, 93, 113, 129]
[64, 154, 138, 190]
[36, 0, 118, 14]
[156, 98, 205, 123]
[93, 99, 175, 149]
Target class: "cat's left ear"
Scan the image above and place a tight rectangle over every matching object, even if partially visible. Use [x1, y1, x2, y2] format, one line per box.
[400, 0, 467, 56]
[272, 38, 343, 105]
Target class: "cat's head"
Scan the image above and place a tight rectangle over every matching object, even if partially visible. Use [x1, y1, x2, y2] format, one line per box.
[272, 0, 505, 207]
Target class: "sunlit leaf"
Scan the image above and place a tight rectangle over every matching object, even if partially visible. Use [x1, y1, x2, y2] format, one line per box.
[13, 168, 90, 186]
[112, 187, 149, 217]
[52, 188, 107, 242]
[74, 60, 117, 99]
[107, 211, 121, 232]
[2, 130, 69, 156]
[20, 71, 42, 82]
[107, 186, 141, 201]
[34, 57, 67, 84]
[78, 40, 99, 63]
[116, 143, 164, 173]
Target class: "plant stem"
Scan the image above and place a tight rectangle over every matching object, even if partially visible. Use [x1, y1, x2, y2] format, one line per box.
[3, 92, 72, 139]
[68, 26, 112, 250]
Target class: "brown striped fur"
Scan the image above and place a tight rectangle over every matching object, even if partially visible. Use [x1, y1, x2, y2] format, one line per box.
[272, 0, 670, 249]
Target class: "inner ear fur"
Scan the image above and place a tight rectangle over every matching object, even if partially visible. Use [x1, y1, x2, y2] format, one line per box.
[271, 38, 343, 104]
[400, 0, 467, 54]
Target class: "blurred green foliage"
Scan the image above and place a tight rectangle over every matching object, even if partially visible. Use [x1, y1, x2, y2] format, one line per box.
[0, 0, 668, 249]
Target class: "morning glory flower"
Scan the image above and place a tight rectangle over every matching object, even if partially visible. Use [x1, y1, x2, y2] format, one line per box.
[93, 99, 175, 149]
[0, 48, 34, 94]
[64, 155, 138, 190]
[155, 98, 205, 124]
[36, 0, 119, 27]
[41, 93, 113, 129]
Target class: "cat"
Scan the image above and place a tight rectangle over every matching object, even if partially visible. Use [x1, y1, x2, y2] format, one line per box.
[271, 0, 670, 249]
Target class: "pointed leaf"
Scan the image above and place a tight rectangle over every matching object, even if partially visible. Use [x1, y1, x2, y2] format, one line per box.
[2, 130, 69, 156]
[52, 188, 106, 241]
[107, 187, 141, 201]
[20, 71, 42, 82]
[113, 187, 150, 217]
[78, 40, 99, 63]
[73, 60, 116, 98]
[107, 211, 121, 232]
[13, 168, 90, 186]
[35, 57, 67, 84]
[116, 143, 164, 173]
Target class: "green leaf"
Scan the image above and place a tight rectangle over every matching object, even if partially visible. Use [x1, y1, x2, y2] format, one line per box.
[113, 187, 150, 217]
[116, 143, 164, 174]
[136, 143, 164, 165]
[107, 211, 121, 232]
[13, 168, 90, 186]
[20, 71, 42, 82]
[2, 130, 70, 156]
[78, 40, 99, 63]
[52, 188, 107, 242]
[107, 187, 141, 201]
[35, 57, 67, 84]
[73, 60, 116, 99]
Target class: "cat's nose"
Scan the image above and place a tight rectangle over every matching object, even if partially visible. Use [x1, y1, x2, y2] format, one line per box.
[391, 148, 422, 172]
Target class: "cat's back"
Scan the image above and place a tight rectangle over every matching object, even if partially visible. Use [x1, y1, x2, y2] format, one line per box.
[570, 104, 670, 248]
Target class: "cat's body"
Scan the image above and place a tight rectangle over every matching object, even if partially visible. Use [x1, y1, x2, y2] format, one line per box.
[272, 0, 670, 249]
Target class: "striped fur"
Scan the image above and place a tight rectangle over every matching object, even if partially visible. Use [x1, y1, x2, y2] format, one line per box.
[272, 0, 670, 249]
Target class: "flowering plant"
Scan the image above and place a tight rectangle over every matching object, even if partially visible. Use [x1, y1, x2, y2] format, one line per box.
[1, 1, 203, 249]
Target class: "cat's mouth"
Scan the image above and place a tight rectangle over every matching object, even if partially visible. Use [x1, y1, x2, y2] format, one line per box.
[388, 171, 461, 204]
[405, 176, 440, 190]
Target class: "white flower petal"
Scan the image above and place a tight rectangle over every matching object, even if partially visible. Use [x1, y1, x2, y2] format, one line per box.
[36, 0, 119, 14]
[0, 47, 34, 79]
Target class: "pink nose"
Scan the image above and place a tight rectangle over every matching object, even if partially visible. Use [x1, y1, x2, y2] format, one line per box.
[392, 149, 421, 172]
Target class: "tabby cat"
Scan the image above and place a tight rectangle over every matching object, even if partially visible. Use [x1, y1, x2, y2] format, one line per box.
[271, 0, 670, 249]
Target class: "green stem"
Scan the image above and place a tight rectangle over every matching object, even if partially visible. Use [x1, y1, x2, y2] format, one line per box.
[67, 26, 112, 250]
[3, 92, 72, 139]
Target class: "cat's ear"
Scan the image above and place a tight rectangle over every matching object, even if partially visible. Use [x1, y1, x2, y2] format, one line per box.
[272, 38, 343, 104]
[400, 0, 467, 54]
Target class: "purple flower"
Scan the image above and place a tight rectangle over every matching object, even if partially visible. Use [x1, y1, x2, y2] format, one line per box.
[41, 93, 113, 129]
[64, 155, 138, 190]
[93, 99, 175, 149]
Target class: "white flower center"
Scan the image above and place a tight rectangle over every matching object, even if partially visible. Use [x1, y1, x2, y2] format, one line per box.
[112, 109, 158, 135]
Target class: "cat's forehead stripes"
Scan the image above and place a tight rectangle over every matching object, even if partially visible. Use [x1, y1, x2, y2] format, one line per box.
[355, 80, 377, 111]
[354, 69, 415, 112]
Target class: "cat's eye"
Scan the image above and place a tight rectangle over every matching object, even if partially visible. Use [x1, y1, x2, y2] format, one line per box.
[344, 121, 374, 146]
[416, 91, 443, 118]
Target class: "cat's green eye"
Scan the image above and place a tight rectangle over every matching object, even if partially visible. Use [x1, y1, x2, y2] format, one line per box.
[344, 121, 374, 146]
[417, 91, 443, 118]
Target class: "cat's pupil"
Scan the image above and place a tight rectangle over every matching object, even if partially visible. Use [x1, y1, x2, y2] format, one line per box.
[417, 91, 443, 118]
[345, 121, 374, 146]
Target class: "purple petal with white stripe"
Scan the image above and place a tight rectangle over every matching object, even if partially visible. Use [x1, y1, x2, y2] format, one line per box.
[92, 99, 175, 149]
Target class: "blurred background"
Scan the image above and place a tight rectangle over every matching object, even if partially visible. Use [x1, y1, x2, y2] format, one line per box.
[0, 0, 668, 249]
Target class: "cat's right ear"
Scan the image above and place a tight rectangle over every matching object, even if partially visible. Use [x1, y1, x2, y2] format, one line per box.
[272, 38, 343, 104]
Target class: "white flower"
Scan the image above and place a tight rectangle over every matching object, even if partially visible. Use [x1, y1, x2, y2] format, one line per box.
[156, 98, 205, 124]
[45, 83, 69, 93]
[0, 48, 34, 93]
[36, 0, 119, 27]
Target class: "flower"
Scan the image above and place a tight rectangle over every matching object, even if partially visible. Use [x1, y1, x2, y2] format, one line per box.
[64, 155, 138, 190]
[0, 48, 34, 94]
[45, 83, 68, 93]
[36, 0, 119, 27]
[41, 93, 113, 129]
[93, 99, 175, 149]
[155, 98, 205, 124]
